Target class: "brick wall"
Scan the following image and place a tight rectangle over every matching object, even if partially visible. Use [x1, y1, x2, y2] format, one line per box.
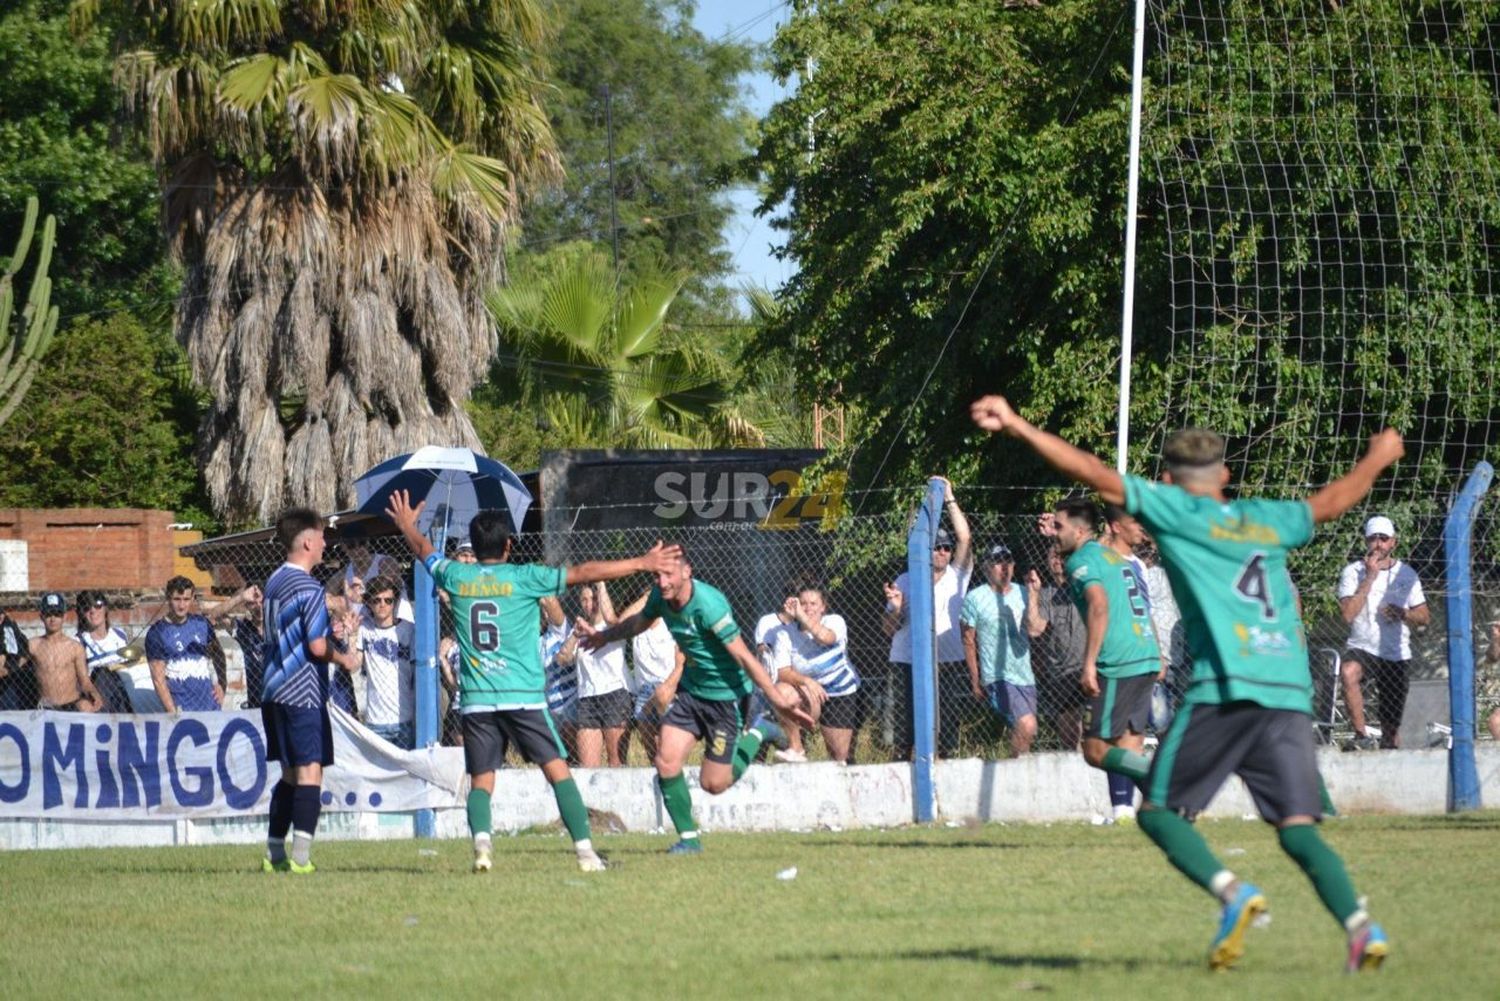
[0, 508, 178, 593]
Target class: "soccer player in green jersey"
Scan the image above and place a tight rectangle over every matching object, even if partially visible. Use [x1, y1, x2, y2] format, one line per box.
[972, 394, 1400, 974]
[386, 490, 682, 874]
[577, 554, 815, 854]
[1053, 498, 1163, 812]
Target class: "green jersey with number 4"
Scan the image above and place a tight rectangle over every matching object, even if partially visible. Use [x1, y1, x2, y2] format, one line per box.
[1123, 473, 1315, 714]
[425, 554, 566, 710]
[1064, 539, 1160, 678]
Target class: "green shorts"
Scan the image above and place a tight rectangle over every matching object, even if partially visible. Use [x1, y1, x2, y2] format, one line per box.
[1146, 702, 1323, 824]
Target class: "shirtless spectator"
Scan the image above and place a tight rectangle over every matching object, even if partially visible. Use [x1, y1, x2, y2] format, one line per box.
[33, 592, 103, 712]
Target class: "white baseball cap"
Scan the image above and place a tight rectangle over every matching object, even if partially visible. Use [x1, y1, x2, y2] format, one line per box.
[1363, 515, 1396, 539]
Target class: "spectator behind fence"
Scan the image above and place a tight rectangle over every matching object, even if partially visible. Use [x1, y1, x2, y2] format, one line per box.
[350, 575, 416, 749]
[323, 583, 363, 717]
[0, 606, 35, 710]
[756, 581, 826, 762]
[624, 588, 677, 764]
[1337, 515, 1430, 749]
[882, 475, 974, 758]
[560, 583, 633, 767]
[770, 582, 864, 764]
[230, 586, 266, 709]
[1481, 622, 1500, 740]
[146, 576, 249, 712]
[540, 595, 577, 759]
[343, 539, 412, 622]
[961, 544, 1042, 756]
[33, 592, 103, 711]
[1030, 540, 1088, 749]
[76, 590, 134, 713]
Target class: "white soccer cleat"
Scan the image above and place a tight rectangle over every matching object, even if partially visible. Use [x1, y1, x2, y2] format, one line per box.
[576, 849, 609, 873]
[472, 844, 493, 873]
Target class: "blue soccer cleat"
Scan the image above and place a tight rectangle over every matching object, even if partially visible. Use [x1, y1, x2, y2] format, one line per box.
[666, 838, 704, 856]
[751, 716, 789, 751]
[1208, 882, 1268, 971]
[1345, 922, 1389, 973]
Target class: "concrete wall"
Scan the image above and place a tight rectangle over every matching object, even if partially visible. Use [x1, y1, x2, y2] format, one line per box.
[4, 746, 1498, 850]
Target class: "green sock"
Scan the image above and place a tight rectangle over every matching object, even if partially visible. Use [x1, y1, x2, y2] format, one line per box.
[731, 730, 766, 783]
[1138, 806, 1228, 897]
[466, 788, 492, 840]
[1102, 746, 1151, 782]
[1318, 772, 1338, 817]
[1278, 823, 1360, 925]
[657, 773, 697, 837]
[551, 777, 592, 843]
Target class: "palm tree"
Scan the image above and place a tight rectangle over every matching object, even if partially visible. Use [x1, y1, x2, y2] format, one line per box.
[486, 243, 755, 449]
[79, 0, 558, 525]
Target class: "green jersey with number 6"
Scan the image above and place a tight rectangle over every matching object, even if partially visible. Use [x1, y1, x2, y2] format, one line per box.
[424, 553, 566, 710]
[1122, 473, 1315, 714]
[1064, 539, 1160, 678]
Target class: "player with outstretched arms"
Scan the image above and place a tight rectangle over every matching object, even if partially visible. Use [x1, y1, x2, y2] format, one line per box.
[385, 490, 681, 873]
[576, 553, 815, 854]
[971, 394, 1399, 973]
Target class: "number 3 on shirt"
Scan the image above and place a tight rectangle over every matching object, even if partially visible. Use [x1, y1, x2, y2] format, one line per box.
[1234, 552, 1277, 621]
[469, 601, 502, 652]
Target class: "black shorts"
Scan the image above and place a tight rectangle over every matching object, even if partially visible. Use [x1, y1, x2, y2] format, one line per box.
[660, 689, 751, 765]
[820, 690, 867, 732]
[1146, 702, 1323, 824]
[462, 708, 567, 774]
[262, 702, 334, 769]
[576, 688, 632, 729]
[1341, 649, 1410, 737]
[1039, 671, 1087, 716]
[1083, 673, 1156, 740]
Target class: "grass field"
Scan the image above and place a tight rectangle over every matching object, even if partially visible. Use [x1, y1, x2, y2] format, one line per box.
[6, 813, 1499, 999]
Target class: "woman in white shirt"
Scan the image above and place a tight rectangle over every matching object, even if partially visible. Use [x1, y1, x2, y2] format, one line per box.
[771, 583, 864, 764]
[557, 583, 632, 767]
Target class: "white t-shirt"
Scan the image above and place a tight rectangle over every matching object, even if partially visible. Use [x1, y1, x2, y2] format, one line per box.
[1142, 565, 1186, 672]
[1338, 560, 1426, 661]
[574, 619, 631, 698]
[356, 618, 415, 725]
[771, 614, 860, 696]
[754, 612, 790, 678]
[631, 618, 677, 687]
[888, 562, 973, 664]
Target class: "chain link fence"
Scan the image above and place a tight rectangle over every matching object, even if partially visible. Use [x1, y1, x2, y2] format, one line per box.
[5, 487, 1496, 760]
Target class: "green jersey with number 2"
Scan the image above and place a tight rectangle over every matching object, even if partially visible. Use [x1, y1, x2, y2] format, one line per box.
[425, 554, 566, 710]
[1122, 473, 1315, 714]
[1064, 539, 1160, 678]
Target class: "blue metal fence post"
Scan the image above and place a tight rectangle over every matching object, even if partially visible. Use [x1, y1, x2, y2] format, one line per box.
[1444, 461, 1491, 812]
[413, 556, 439, 836]
[908, 478, 946, 823]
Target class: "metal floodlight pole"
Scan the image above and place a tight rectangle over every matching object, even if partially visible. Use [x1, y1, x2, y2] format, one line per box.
[1116, 0, 1148, 473]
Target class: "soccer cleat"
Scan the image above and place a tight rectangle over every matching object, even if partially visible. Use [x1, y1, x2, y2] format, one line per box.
[286, 858, 316, 875]
[752, 716, 789, 751]
[576, 849, 609, 873]
[261, 857, 290, 873]
[1345, 922, 1389, 973]
[666, 838, 704, 856]
[1208, 882, 1268, 971]
[473, 844, 493, 873]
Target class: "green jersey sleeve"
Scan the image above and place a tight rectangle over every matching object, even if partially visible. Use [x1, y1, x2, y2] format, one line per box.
[696, 586, 742, 645]
[642, 586, 666, 620]
[510, 563, 567, 600]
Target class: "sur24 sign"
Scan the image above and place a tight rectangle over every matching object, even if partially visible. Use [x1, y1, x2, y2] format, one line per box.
[650, 468, 847, 531]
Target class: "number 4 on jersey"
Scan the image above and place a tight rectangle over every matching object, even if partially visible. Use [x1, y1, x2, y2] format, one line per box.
[1233, 553, 1277, 621]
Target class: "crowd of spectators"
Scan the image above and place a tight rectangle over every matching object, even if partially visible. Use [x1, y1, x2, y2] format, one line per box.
[4, 498, 1499, 765]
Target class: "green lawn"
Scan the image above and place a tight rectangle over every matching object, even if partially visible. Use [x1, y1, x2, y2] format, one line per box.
[5, 813, 1498, 999]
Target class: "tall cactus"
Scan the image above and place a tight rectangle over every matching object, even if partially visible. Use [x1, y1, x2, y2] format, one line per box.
[0, 196, 60, 428]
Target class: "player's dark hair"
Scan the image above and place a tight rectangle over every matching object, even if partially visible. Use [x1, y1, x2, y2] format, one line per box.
[794, 579, 830, 605]
[164, 575, 195, 596]
[1103, 503, 1130, 527]
[1054, 497, 1100, 530]
[468, 510, 512, 561]
[275, 507, 324, 555]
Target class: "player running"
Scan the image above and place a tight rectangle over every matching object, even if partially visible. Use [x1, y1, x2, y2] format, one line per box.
[1052, 498, 1162, 806]
[385, 490, 682, 874]
[576, 553, 815, 855]
[972, 394, 1397, 973]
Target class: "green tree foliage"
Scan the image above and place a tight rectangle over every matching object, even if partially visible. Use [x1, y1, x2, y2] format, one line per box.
[518, 0, 756, 302]
[83, 0, 560, 526]
[757, 1, 1147, 496]
[0, 0, 174, 321]
[0, 313, 209, 519]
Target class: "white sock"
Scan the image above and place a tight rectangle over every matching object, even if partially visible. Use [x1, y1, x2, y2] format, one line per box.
[574, 839, 595, 855]
[290, 830, 314, 866]
[1209, 870, 1237, 901]
[679, 830, 699, 841]
[474, 832, 492, 851]
[1344, 909, 1370, 934]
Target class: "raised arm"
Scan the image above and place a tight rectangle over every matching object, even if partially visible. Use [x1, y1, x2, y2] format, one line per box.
[1306, 429, 1405, 524]
[566, 541, 681, 586]
[595, 582, 619, 626]
[204, 585, 259, 626]
[971, 395, 1124, 504]
[725, 634, 816, 729]
[384, 490, 435, 561]
[1024, 571, 1048, 638]
[576, 610, 657, 651]
[938, 476, 974, 573]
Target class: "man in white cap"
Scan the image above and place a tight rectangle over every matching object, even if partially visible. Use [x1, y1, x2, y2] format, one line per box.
[1336, 515, 1429, 749]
